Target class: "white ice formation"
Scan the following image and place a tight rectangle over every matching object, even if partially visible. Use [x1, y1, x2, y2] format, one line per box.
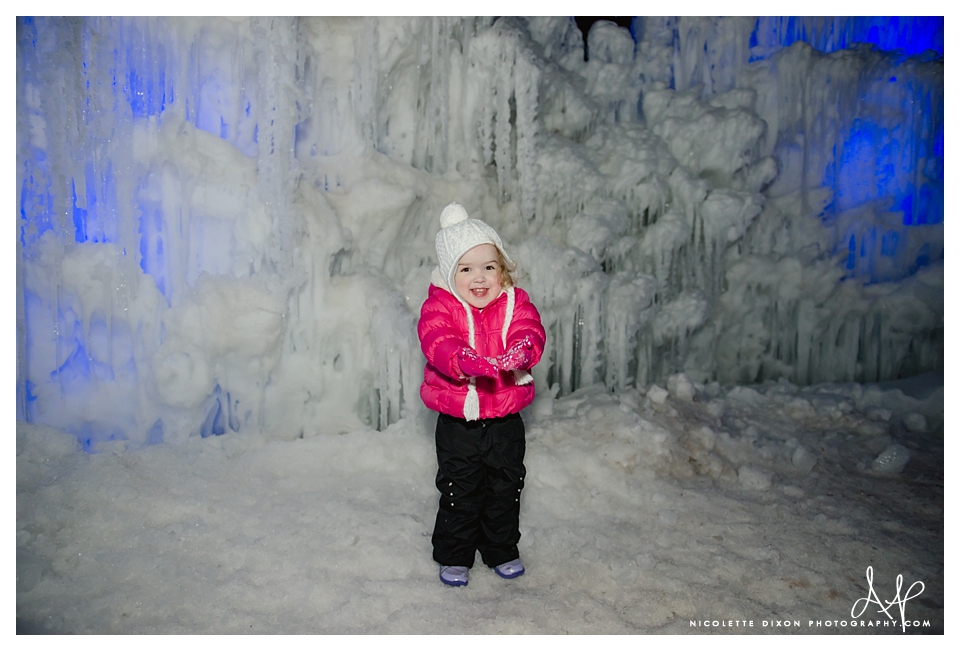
[16, 17, 943, 447]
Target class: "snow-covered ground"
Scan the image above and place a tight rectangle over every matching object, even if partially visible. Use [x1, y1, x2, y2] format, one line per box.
[16, 371, 943, 634]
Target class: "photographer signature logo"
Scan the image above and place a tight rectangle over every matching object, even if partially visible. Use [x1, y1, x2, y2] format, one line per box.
[851, 566, 925, 632]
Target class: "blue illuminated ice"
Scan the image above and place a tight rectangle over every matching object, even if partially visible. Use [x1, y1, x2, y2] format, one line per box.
[16, 17, 942, 446]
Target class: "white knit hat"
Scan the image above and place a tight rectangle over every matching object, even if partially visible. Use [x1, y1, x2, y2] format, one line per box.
[435, 202, 514, 294]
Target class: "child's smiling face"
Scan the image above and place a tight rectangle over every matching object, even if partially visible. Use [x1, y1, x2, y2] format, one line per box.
[455, 244, 502, 309]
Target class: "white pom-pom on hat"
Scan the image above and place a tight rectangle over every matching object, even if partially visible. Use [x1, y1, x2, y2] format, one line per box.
[440, 202, 470, 228]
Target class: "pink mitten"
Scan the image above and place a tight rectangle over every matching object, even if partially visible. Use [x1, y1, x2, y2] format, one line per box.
[498, 336, 534, 371]
[457, 347, 500, 378]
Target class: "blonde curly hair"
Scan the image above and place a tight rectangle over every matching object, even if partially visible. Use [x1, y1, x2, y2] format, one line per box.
[497, 249, 517, 288]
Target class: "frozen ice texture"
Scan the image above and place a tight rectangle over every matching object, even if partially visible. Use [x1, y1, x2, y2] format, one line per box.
[791, 445, 817, 474]
[871, 443, 911, 475]
[903, 412, 928, 432]
[15, 17, 942, 445]
[667, 373, 697, 401]
[738, 465, 774, 490]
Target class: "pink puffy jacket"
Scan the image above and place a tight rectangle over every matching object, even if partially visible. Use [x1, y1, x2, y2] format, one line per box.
[419, 284, 546, 420]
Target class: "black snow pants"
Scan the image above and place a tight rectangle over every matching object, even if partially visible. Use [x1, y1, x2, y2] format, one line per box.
[432, 412, 526, 568]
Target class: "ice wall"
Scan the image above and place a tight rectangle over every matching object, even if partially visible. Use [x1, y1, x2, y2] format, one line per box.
[16, 17, 943, 447]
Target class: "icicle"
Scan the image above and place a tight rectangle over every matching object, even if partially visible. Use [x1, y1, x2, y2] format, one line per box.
[369, 287, 420, 429]
[252, 17, 302, 281]
[353, 17, 380, 148]
[493, 46, 513, 202]
[514, 52, 540, 221]
[15, 16, 943, 448]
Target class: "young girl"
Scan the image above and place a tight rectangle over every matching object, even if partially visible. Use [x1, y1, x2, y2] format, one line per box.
[418, 201, 546, 587]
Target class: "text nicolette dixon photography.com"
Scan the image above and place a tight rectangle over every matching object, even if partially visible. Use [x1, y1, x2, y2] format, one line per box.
[691, 566, 929, 633]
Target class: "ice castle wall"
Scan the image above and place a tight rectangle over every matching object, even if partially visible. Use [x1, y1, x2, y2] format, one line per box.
[16, 17, 943, 447]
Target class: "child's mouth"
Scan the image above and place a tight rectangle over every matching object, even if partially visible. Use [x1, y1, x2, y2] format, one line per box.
[471, 288, 488, 298]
